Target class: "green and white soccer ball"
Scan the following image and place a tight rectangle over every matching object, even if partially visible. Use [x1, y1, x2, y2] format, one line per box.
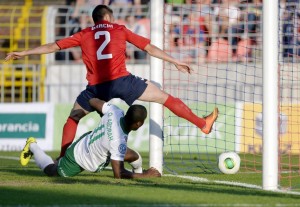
[218, 152, 241, 174]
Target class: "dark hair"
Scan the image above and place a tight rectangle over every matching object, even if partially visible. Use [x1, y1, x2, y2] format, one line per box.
[125, 105, 147, 125]
[92, 5, 113, 23]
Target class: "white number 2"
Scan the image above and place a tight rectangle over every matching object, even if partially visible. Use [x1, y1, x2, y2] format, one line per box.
[94, 31, 112, 60]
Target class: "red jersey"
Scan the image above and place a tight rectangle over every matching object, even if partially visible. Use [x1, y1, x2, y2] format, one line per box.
[56, 20, 150, 85]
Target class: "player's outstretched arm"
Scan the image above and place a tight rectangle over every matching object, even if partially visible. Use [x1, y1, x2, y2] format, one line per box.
[89, 98, 106, 116]
[111, 159, 161, 179]
[5, 42, 60, 61]
[144, 43, 193, 74]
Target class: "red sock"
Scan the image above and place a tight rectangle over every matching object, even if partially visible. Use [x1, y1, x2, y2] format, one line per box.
[163, 95, 206, 129]
[59, 117, 79, 158]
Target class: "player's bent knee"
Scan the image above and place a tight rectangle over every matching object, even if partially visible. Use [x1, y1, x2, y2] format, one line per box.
[44, 163, 58, 177]
[69, 109, 86, 121]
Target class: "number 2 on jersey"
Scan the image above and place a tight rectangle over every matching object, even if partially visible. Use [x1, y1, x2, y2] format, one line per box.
[95, 31, 112, 60]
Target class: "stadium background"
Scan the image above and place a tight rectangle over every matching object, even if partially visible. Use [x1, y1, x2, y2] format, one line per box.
[0, 0, 264, 151]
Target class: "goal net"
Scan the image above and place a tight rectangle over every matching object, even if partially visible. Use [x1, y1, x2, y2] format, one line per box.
[162, 0, 300, 190]
[279, 1, 300, 189]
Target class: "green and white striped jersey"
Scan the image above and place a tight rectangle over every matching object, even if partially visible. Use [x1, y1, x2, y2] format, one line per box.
[74, 103, 128, 172]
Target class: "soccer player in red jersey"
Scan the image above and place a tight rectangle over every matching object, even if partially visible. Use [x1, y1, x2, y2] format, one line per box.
[5, 5, 219, 158]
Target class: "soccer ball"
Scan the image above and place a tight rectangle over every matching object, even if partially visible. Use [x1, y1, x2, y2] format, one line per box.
[218, 151, 240, 174]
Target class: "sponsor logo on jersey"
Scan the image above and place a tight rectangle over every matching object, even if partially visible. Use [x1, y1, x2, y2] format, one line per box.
[118, 143, 127, 154]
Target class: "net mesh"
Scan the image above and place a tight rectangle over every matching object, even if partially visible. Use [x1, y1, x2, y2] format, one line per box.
[163, 1, 300, 190]
[279, 1, 300, 189]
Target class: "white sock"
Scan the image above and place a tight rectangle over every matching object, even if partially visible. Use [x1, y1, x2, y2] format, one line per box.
[30, 143, 54, 170]
[129, 152, 143, 173]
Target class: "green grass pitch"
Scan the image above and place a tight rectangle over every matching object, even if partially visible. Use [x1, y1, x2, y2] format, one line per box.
[0, 151, 300, 206]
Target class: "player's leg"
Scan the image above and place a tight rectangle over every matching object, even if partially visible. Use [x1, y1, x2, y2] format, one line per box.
[138, 81, 219, 134]
[43, 164, 59, 176]
[20, 137, 57, 176]
[57, 142, 85, 177]
[109, 74, 218, 134]
[60, 102, 89, 158]
[125, 147, 143, 173]
[60, 86, 97, 158]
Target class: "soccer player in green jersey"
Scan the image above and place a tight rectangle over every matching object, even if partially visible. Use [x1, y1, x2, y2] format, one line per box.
[20, 98, 161, 179]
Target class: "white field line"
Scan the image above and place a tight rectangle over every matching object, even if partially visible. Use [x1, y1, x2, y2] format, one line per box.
[2, 205, 300, 207]
[0, 155, 34, 162]
[1, 156, 300, 195]
[164, 174, 262, 189]
[164, 174, 300, 196]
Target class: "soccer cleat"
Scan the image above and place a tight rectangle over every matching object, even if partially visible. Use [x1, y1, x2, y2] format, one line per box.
[20, 137, 36, 166]
[201, 107, 219, 134]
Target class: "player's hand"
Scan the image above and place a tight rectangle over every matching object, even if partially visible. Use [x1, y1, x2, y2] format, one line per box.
[5, 52, 24, 61]
[174, 62, 193, 74]
[143, 167, 161, 177]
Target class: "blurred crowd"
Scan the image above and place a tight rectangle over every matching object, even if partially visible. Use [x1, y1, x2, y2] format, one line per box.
[53, 0, 300, 64]
[166, 0, 262, 63]
[282, 0, 300, 60]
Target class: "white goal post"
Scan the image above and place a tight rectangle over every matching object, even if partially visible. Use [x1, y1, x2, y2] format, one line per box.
[149, 0, 164, 174]
[262, 0, 279, 190]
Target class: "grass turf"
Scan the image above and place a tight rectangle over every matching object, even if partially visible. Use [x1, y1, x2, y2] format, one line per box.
[0, 151, 300, 206]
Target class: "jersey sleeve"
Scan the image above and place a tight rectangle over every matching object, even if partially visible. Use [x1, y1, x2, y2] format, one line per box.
[109, 113, 127, 161]
[56, 31, 82, 49]
[110, 135, 127, 161]
[104, 103, 127, 161]
[124, 26, 150, 50]
[102, 103, 120, 115]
